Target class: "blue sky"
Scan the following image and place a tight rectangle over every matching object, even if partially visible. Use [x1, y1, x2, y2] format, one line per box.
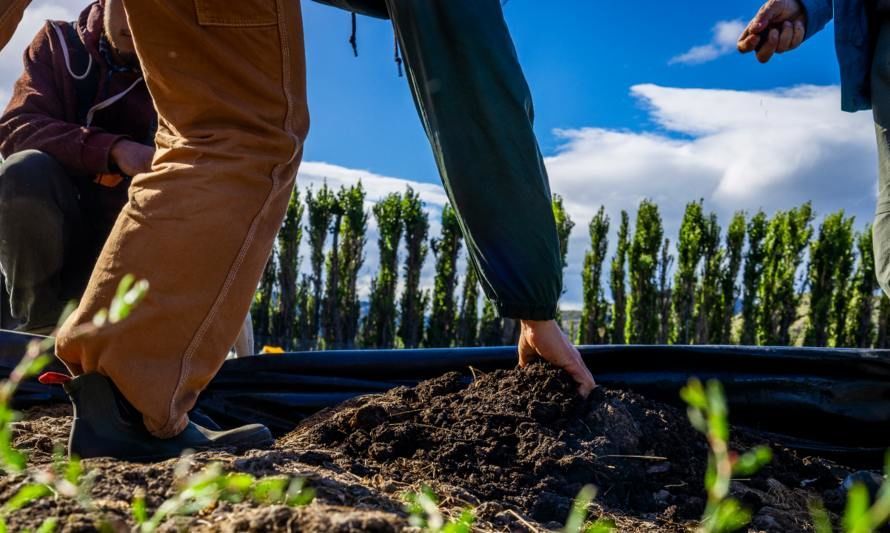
[301, 0, 841, 181]
[0, 1, 876, 309]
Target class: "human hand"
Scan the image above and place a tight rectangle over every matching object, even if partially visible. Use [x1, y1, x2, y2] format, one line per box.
[110, 139, 154, 177]
[737, 0, 807, 63]
[518, 319, 596, 398]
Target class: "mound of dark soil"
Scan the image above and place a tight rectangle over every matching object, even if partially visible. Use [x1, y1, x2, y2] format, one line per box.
[284, 363, 863, 531]
[2, 363, 877, 532]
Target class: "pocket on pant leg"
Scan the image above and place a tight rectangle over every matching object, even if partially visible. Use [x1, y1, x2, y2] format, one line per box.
[194, 0, 278, 27]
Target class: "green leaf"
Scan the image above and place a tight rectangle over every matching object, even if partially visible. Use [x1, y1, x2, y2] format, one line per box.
[710, 498, 751, 533]
[680, 379, 707, 409]
[114, 274, 135, 305]
[442, 509, 476, 533]
[64, 456, 83, 485]
[223, 473, 255, 495]
[843, 483, 871, 533]
[686, 407, 707, 433]
[22, 355, 52, 379]
[55, 301, 77, 331]
[3, 483, 52, 512]
[110, 276, 150, 323]
[809, 500, 833, 533]
[132, 492, 148, 525]
[36, 517, 58, 533]
[706, 381, 729, 442]
[285, 478, 315, 507]
[704, 459, 717, 492]
[92, 308, 108, 328]
[252, 477, 288, 504]
[733, 446, 772, 476]
[564, 485, 597, 533]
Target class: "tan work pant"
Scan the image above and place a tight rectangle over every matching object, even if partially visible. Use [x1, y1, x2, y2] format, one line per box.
[0, 0, 28, 52]
[0, 0, 307, 437]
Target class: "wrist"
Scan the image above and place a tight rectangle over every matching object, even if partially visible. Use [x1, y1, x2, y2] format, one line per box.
[108, 140, 125, 174]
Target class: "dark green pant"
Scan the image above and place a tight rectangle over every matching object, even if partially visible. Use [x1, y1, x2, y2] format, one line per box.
[316, 0, 563, 319]
[873, 20, 890, 296]
[0, 151, 107, 332]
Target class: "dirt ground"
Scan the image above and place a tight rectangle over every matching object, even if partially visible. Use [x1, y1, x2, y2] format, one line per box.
[2, 363, 879, 532]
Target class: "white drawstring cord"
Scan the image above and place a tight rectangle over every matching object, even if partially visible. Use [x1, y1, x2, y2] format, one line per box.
[85, 77, 143, 127]
[49, 21, 145, 127]
[50, 22, 92, 80]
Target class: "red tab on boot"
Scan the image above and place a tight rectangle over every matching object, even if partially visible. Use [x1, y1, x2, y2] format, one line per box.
[38, 372, 72, 385]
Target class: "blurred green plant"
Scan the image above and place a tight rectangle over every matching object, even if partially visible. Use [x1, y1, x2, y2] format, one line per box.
[809, 451, 890, 533]
[681, 378, 772, 533]
[132, 459, 314, 532]
[562, 485, 615, 533]
[403, 486, 475, 533]
[0, 276, 148, 531]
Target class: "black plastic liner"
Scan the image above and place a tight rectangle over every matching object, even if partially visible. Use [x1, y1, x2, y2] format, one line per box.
[2, 330, 889, 461]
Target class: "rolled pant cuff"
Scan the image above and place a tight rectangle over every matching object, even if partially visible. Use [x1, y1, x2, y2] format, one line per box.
[495, 301, 557, 321]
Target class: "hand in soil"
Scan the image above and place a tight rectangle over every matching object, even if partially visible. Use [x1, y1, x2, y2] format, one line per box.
[518, 319, 596, 397]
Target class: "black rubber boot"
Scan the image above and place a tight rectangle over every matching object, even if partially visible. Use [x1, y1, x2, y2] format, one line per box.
[64, 373, 273, 461]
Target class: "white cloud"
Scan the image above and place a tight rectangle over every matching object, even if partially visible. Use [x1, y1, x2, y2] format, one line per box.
[547, 84, 876, 309]
[670, 19, 746, 65]
[298, 84, 876, 312]
[0, 1, 76, 103]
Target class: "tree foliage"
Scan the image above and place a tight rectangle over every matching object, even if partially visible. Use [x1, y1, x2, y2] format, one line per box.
[758, 203, 814, 346]
[657, 238, 674, 344]
[805, 211, 855, 347]
[673, 201, 706, 345]
[305, 183, 337, 349]
[609, 211, 630, 344]
[426, 204, 463, 347]
[719, 213, 746, 344]
[626, 200, 663, 344]
[579, 207, 609, 344]
[552, 194, 575, 325]
[251, 194, 889, 352]
[251, 251, 277, 348]
[275, 189, 304, 350]
[740, 212, 767, 346]
[478, 299, 503, 346]
[696, 213, 723, 345]
[398, 187, 430, 349]
[456, 258, 481, 347]
[337, 183, 369, 349]
[844, 225, 879, 348]
[362, 193, 403, 348]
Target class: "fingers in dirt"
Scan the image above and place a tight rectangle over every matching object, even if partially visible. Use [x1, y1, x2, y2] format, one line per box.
[517, 335, 538, 368]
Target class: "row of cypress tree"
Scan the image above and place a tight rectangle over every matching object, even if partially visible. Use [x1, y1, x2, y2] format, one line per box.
[577, 199, 889, 348]
[252, 184, 890, 351]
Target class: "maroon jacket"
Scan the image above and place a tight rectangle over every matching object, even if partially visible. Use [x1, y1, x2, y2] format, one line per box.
[0, 2, 155, 177]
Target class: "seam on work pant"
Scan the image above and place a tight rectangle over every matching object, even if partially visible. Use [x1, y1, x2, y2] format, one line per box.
[0, 0, 28, 35]
[161, 0, 300, 437]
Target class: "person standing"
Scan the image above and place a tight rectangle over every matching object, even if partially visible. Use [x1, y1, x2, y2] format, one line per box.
[738, 0, 890, 295]
[0, 0, 595, 461]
